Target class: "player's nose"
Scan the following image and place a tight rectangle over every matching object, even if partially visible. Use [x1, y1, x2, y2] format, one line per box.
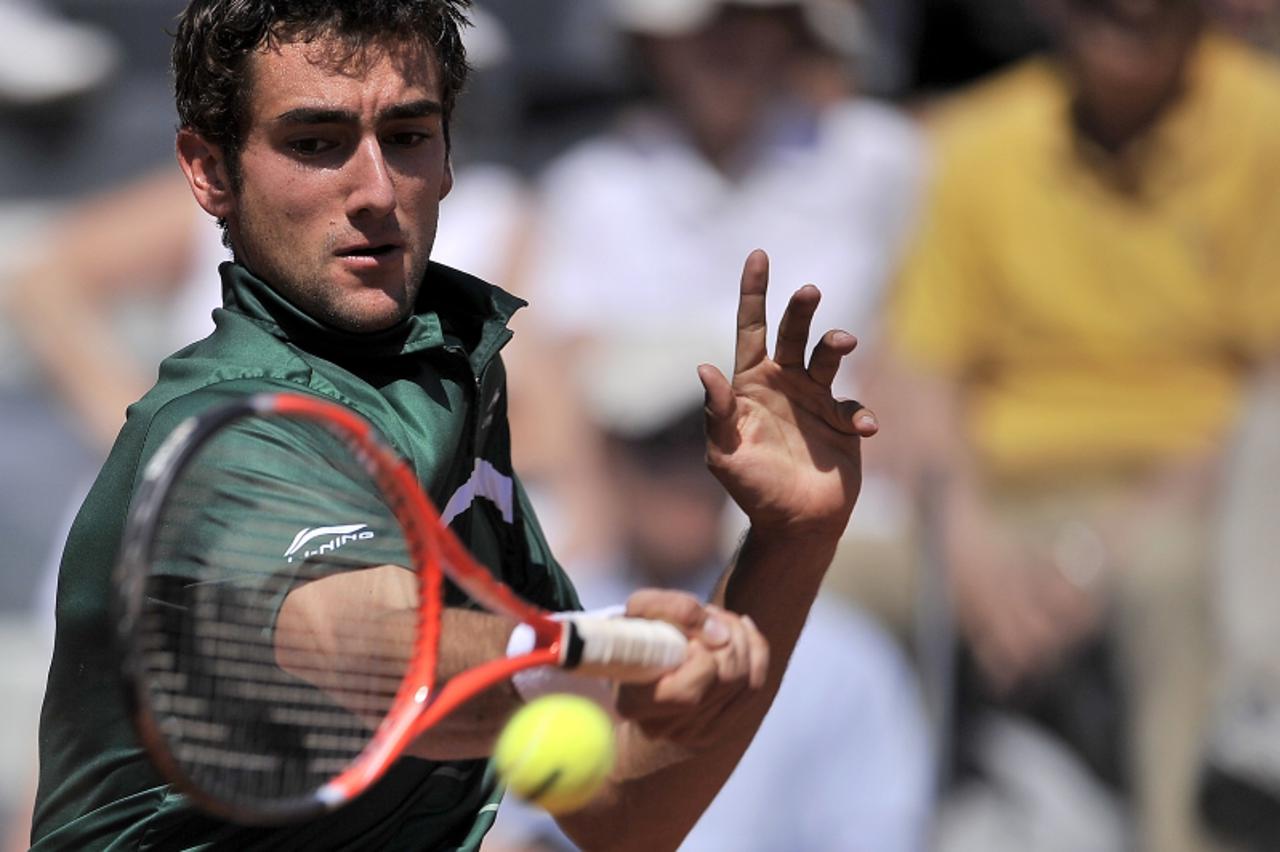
[345, 136, 397, 220]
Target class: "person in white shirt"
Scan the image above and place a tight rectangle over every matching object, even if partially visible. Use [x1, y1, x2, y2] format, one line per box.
[514, 0, 927, 614]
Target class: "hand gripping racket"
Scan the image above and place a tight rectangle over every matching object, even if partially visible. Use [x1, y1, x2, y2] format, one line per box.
[114, 391, 687, 824]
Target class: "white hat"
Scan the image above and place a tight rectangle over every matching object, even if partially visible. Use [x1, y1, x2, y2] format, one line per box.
[577, 330, 725, 442]
[608, 0, 870, 60]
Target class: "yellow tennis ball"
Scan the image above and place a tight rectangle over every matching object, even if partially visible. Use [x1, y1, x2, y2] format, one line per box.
[493, 694, 616, 815]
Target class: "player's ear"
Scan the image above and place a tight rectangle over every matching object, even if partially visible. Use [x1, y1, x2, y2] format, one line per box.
[439, 155, 454, 201]
[177, 128, 235, 219]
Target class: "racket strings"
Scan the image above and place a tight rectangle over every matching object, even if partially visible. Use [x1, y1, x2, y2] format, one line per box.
[135, 414, 426, 810]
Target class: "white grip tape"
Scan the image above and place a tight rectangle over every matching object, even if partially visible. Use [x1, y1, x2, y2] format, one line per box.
[506, 607, 687, 705]
[507, 607, 622, 705]
[571, 616, 688, 672]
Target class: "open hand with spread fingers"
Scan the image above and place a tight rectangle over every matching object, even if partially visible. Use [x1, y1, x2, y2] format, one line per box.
[555, 251, 878, 850]
[698, 249, 878, 539]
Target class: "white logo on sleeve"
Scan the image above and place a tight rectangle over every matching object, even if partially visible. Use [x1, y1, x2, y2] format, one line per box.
[284, 523, 375, 563]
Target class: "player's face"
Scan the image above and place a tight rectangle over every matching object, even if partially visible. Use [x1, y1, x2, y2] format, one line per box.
[223, 36, 453, 332]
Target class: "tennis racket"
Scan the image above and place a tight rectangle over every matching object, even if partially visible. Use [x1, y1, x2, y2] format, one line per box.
[114, 391, 687, 824]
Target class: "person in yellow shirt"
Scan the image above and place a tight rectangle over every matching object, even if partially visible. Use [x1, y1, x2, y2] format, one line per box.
[886, 1, 1280, 849]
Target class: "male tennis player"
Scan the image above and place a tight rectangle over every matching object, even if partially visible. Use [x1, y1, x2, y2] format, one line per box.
[31, 2, 878, 849]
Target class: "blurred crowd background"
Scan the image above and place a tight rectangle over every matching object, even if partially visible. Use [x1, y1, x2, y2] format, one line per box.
[4, 0, 1280, 850]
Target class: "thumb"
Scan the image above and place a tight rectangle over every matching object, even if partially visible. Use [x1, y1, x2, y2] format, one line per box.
[699, 364, 739, 453]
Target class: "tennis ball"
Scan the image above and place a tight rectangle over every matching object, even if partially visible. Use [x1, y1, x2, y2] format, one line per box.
[493, 694, 616, 815]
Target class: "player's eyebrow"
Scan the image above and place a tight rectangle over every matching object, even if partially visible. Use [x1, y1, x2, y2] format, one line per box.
[380, 99, 443, 122]
[273, 106, 354, 126]
[273, 99, 443, 126]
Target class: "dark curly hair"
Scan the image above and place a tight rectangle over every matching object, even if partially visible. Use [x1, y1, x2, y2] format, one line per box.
[173, 0, 472, 187]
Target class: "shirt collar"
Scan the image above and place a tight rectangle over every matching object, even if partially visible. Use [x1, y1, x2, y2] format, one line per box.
[220, 260, 526, 369]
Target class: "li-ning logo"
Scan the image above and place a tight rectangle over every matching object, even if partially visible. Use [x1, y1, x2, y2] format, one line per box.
[284, 524, 375, 563]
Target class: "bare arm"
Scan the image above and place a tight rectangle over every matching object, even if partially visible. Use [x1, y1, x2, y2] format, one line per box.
[4, 171, 205, 449]
[273, 566, 749, 763]
[274, 564, 520, 761]
[887, 356, 1102, 693]
[556, 251, 879, 851]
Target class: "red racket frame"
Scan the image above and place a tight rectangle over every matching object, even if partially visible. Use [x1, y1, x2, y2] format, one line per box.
[118, 392, 577, 823]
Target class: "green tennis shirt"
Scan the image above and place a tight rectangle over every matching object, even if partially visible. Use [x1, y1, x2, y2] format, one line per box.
[31, 261, 580, 851]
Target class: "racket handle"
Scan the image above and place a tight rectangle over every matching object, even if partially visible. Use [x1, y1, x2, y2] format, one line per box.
[565, 616, 688, 675]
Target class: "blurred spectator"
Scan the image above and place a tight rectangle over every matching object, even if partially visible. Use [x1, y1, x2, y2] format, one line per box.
[884, 1, 1280, 850]
[516, 0, 925, 578]
[487, 5, 937, 848]
[488, 387, 933, 852]
[4, 171, 229, 450]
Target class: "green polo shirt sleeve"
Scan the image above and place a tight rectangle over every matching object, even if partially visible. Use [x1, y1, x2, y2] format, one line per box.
[137, 389, 414, 641]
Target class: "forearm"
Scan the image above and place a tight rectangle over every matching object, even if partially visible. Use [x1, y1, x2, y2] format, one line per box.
[553, 248, 895, 848]
[6, 267, 151, 448]
[408, 609, 524, 760]
[275, 567, 521, 760]
[558, 526, 840, 852]
[557, 726, 748, 852]
[717, 526, 836, 648]
[5, 175, 200, 450]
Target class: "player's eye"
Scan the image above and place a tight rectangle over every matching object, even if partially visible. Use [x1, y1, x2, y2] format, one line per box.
[288, 137, 338, 157]
[385, 131, 429, 147]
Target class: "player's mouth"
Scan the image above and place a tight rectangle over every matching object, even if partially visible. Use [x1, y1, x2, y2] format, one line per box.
[335, 242, 405, 269]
